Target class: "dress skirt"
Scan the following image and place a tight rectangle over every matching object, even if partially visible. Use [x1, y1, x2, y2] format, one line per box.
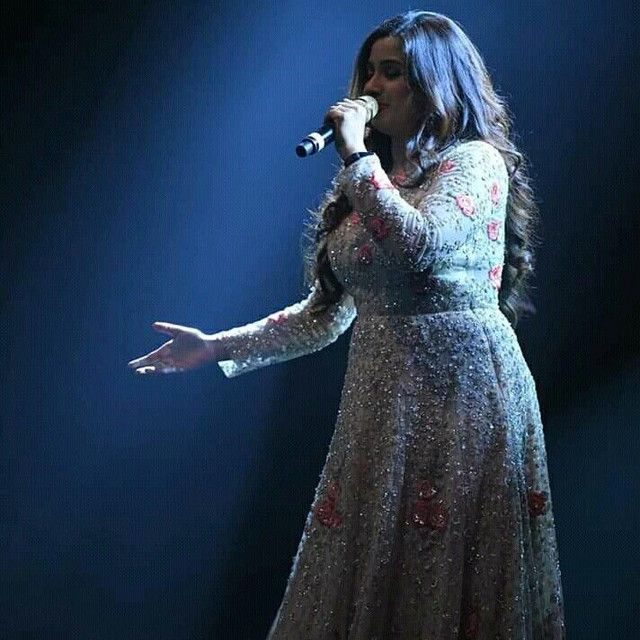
[266, 308, 565, 640]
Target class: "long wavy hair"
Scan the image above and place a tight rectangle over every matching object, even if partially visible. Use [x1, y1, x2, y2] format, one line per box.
[304, 10, 538, 326]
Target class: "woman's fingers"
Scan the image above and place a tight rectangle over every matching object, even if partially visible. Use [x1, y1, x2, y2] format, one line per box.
[332, 99, 363, 111]
[133, 365, 157, 375]
[127, 322, 184, 369]
[327, 100, 356, 117]
[326, 99, 368, 126]
[129, 322, 203, 374]
[128, 356, 157, 370]
[128, 354, 150, 368]
[127, 342, 169, 369]
[133, 364, 183, 375]
[152, 321, 190, 336]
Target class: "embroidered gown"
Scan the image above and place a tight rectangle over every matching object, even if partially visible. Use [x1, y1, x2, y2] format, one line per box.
[215, 140, 565, 639]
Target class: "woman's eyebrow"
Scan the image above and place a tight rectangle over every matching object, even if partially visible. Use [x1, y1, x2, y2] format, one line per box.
[366, 58, 404, 67]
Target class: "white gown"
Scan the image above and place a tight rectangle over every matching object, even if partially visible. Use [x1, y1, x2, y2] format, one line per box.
[215, 140, 565, 639]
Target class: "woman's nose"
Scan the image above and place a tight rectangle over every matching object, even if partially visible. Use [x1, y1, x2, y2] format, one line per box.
[364, 75, 382, 95]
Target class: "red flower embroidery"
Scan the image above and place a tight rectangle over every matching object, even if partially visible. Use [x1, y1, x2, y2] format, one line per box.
[488, 264, 503, 289]
[391, 171, 407, 186]
[367, 216, 390, 239]
[439, 159, 455, 174]
[409, 479, 447, 530]
[487, 220, 502, 241]
[350, 211, 361, 225]
[528, 490, 548, 517]
[417, 479, 438, 500]
[314, 481, 343, 528]
[464, 609, 480, 639]
[428, 502, 448, 529]
[490, 182, 501, 205]
[266, 312, 287, 326]
[411, 500, 448, 530]
[455, 194, 475, 217]
[357, 244, 373, 265]
[369, 168, 397, 190]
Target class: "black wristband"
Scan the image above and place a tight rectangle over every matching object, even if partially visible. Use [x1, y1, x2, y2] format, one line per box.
[343, 151, 375, 168]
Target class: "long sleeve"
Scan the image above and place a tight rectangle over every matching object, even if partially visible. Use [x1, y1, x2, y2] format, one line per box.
[215, 284, 356, 378]
[334, 140, 508, 271]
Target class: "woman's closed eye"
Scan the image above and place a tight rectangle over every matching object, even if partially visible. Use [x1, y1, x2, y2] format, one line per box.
[366, 66, 403, 80]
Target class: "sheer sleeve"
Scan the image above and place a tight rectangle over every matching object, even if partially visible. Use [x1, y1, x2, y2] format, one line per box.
[334, 140, 508, 270]
[215, 284, 356, 378]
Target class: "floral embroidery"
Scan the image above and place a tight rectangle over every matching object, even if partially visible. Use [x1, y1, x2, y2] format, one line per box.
[417, 479, 438, 500]
[411, 500, 448, 530]
[455, 194, 475, 217]
[409, 479, 448, 530]
[528, 490, 548, 517]
[488, 264, 503, 289]
[463, 608, 480, 639]
[391, 171, 407, 186]
[367, 216, 390, 239]
[439, 159, 455, 174]
[314, 481, 343, 528]
[369, 168, 397, 191]
[490, 182, 501, 205]
[487, 220, 502, 241]
[350, 211, 362, 225]
[357, 244, 373, 265]
[266, 312, 287, 326]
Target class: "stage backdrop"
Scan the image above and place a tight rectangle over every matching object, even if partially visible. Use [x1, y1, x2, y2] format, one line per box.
[2, 1, 638, 638]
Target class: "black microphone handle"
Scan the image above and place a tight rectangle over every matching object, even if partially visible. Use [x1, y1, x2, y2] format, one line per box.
[296, 123, 334, 158]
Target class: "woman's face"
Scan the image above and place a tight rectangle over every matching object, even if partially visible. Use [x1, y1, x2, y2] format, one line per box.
[363, 36, 420, 140]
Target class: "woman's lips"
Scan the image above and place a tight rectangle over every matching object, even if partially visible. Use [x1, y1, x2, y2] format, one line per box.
[372, 103, 388, 119]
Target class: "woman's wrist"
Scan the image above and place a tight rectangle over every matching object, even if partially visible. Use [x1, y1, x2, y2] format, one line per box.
[343, 150, 375, 168]
[204, 333, 230, 362]
[341, 145, 368, 161]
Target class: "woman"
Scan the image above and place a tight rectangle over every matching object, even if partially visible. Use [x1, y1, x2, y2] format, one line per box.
[129, 11, 565, 639]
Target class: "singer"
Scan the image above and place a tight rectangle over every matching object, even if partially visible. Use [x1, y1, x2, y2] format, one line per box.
[129, 11, 565, 639]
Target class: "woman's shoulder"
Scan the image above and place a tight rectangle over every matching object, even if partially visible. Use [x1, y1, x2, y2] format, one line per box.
[441, 138, 501, 161]
[439, 139, 507, 180]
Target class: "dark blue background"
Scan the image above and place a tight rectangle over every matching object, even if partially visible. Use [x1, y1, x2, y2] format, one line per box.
[2, 1, 638, 638]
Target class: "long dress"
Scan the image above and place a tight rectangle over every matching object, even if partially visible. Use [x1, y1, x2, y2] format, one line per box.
[215, 140, 565, 639]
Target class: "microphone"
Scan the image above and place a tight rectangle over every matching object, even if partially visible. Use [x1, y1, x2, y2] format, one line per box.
[296, 96, 379, 158]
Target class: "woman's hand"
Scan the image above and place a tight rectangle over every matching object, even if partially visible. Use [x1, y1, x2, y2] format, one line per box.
[324, 98, 369, 160]
[128, 322, 226, 375]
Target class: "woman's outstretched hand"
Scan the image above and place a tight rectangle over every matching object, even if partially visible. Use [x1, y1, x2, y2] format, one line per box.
[128, 322, 226, 375]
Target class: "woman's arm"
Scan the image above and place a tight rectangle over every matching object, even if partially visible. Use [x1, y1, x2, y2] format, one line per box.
[128, 285, 355, 378]
[334, 140, 509, 270]
[212, 283, 356, 378]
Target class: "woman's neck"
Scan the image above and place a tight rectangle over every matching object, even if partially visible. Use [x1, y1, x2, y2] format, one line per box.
[390, 137, 411, 175]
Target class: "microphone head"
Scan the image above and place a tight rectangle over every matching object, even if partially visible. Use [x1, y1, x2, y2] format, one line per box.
[356, 95, 379, 121]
